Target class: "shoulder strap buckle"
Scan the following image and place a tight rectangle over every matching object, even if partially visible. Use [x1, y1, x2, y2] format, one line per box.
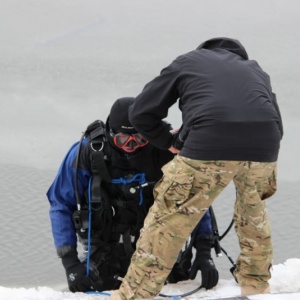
[90, 140, 104, 152]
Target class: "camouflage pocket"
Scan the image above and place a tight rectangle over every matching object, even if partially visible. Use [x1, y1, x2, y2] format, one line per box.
[160, 165, 194, 208]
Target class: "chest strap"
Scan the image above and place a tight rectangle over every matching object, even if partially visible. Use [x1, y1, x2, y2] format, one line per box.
[90, 149, 111, 203]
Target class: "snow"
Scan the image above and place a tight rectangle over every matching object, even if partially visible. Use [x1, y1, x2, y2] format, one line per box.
[1, 259, 299, 299]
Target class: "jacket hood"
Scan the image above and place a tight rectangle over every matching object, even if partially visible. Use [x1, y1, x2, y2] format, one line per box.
[197, 37, 248, 60]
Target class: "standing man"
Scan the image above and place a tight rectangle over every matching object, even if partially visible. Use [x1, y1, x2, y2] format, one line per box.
[111, 38, 283, 299]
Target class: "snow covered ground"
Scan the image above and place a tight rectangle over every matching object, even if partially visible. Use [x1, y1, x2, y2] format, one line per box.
[1, 259, 299, 299]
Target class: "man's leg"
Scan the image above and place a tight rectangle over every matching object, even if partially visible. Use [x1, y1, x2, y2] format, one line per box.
[166, 209, 215, 285]
[114, 157, 238, 300]
[233, 161, 277, 295]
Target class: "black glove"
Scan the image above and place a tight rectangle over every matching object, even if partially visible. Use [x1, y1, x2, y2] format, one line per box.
[61, 247, 103, 292]
[189, 237, 219, 290]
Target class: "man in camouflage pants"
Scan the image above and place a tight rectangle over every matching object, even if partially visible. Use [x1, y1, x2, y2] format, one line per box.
[111, 37, 283, 299]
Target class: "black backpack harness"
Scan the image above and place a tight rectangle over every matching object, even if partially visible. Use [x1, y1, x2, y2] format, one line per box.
[73, 120, 152, 259]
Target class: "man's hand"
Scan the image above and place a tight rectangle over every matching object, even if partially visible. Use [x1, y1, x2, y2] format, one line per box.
[169, 128, 180, 135]
[189, 237, 219, 290]
[168, 145, 180, 154]
[189, 255, 219, 289]
[65, 260, 102, 292]
[61, 248, 103, 292]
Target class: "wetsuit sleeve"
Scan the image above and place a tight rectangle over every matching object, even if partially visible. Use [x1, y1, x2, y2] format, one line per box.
[46, 141, 91, 255]
[129, 59, 181, 150]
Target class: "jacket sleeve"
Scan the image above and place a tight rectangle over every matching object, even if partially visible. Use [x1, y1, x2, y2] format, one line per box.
[46, 141, 91, 255]
[129, 59, 181, 150]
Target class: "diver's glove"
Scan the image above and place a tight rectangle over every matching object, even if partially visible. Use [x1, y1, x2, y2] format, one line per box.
[189, 237, 219, 289]
[61, 247, 103, 292]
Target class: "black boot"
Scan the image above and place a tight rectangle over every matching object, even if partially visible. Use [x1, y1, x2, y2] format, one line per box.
[189, 237, 219, 289]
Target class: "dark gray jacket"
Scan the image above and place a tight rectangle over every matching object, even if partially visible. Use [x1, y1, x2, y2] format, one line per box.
[129, 38, 283, 162]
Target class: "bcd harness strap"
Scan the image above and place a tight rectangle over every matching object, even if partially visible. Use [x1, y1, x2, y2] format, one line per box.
[90, 126, 111, 203]
[74, 120, 149, 259]
[73, 120, 111, 230]
[75, 120, 111, 210]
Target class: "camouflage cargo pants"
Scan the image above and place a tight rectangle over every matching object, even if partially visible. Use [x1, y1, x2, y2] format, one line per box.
[117, 155, 277, 299]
